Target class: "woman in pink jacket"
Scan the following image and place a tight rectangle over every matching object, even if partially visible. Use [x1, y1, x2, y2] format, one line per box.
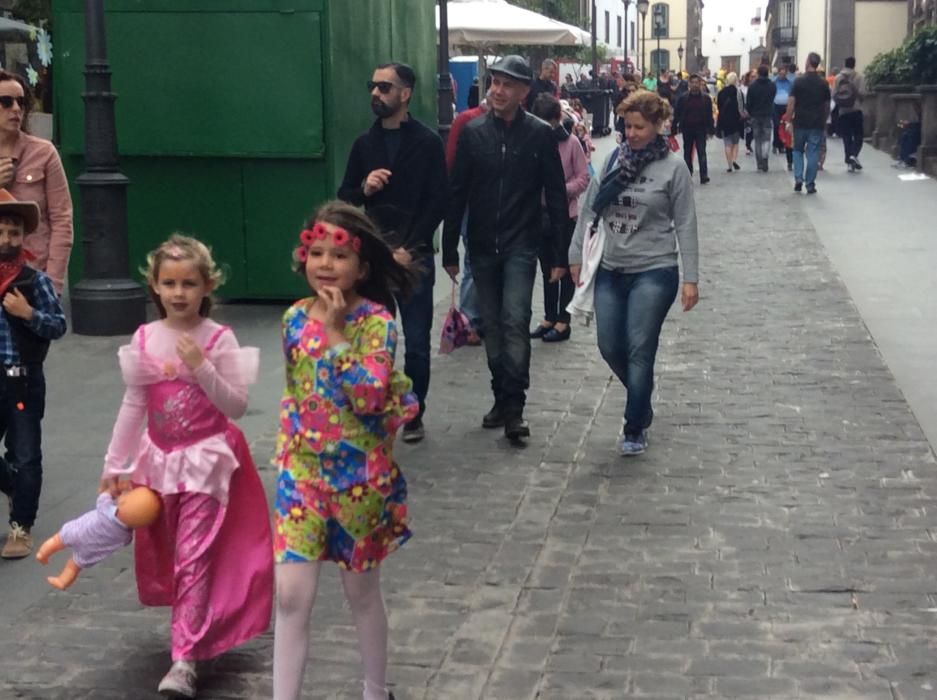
[529, 93, 590, 343]
[0, 71, 73, 295]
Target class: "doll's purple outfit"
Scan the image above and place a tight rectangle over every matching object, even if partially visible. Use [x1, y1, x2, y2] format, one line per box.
[59, 492, 132, 568]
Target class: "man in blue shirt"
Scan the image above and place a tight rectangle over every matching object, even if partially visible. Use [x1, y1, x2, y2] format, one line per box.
[0, 190, 66, 559]
[772, 65, 795, 160]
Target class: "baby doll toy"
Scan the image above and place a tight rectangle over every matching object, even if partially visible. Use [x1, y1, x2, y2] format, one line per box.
[35, 486, 161, 590]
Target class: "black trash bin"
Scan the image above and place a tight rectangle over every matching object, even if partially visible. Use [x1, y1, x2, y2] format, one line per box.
[568, 87, 614, 137]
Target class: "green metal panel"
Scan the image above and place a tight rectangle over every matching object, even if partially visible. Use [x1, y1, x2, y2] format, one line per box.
[54, 0, 438, 299]
[56, 11, 325, 157]
[241, 160, 329, 298]
[123, 159, 248, 296]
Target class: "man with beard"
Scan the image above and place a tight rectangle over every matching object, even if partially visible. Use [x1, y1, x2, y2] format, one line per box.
[443, 55, 567, 443]
[338, 62, 448, 444]
[0, 189, 66, 559]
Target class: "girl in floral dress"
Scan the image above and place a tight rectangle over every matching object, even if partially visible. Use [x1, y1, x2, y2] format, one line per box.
[272, 201, 418, 700]
[99, 235, 273, 698]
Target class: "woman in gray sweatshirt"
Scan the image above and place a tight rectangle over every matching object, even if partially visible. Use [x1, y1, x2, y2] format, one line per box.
[569, 91, 699, 456]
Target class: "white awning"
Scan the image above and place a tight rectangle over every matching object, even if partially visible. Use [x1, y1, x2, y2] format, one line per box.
[438, 0, 591, 47]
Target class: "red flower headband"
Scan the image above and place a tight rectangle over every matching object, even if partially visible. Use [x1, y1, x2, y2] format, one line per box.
[293, 222, 362, 262]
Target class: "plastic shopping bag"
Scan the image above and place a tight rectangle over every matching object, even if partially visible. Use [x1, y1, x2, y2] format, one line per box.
[439, 282, 470, 354]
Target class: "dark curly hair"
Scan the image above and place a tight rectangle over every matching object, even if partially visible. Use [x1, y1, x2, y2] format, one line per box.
[619, 90, 672, 127]
[293, 201, 417, 315]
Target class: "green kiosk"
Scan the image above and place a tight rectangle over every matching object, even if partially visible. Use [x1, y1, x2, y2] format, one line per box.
[53, 0, 437, 298]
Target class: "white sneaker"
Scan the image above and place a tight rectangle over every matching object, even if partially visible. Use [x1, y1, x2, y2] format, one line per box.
[617, 430, 648, 456]
[158, 660, 197, 698]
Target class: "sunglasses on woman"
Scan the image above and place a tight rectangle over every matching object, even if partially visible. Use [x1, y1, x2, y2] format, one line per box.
[366, 80, 400, 95]
[0, 96, 25, 109]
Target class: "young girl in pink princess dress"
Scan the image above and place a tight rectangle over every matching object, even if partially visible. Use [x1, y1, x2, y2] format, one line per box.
[98, 235, 273, 699]
[273, 201, 418, 700]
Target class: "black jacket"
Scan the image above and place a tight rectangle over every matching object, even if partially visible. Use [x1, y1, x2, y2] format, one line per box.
[443, 110, 568, 268]
[746, 77, 777, 118]
[673, 91, 715, 135]
[337, 115, 448, 256]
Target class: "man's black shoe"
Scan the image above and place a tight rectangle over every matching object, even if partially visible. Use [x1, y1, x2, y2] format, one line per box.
[806, 183, 817, 194]
[794, 181, 803, 193]
[402, 418, 425, 443]
[482, 403, 505, 429]
[504, 415, 530, 441]
[699, 176, 710, 184]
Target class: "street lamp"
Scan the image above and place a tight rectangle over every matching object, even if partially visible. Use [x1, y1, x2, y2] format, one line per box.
[637, 0, 649, 76]
[652, 3, 664, 77]
[437, 0, 454, 141]
[71, 0, 146, 335]
[678, 42, 684, 74]
[591, 0, 598, 86]
[621, 0, 630, 60]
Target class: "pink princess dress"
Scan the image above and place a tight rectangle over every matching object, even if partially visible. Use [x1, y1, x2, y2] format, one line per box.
[101, 319, 273, 661]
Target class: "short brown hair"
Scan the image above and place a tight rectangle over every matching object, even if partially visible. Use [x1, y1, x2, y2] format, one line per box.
[619, 90, 672, 127]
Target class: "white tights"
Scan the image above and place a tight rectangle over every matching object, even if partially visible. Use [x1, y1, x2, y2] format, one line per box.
[272, 562, 390, 700]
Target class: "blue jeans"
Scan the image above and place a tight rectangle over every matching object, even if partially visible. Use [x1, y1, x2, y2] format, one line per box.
[459, 221, 481, 329]
[0, 367, 46, 528]
[471, 248, 538, 412]
[594, 266, 678, 433]
[793, 128, 824, 186]
[396, 256, 435, 419]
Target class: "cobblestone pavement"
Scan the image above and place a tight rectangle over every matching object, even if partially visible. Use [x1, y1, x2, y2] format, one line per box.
[2, 144, 937, 699]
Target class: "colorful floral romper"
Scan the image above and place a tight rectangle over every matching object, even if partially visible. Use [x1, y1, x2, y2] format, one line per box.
[273, 298, 418, 571]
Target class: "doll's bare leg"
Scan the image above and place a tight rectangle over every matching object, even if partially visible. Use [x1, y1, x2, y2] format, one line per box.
[47, 559, 81, 590]
[36, 532, 65, 564]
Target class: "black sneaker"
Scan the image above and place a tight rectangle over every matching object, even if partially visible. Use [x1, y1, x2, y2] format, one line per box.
[504, 415, 530, 441]
[700, 176, 710, 184]
[402, 418, 425, 443]
[850, 156, 863, 171]
[794, 181, 803, 193]
[482, 403, 505, 429]
[732, 162, 741, 171]
[806, 183, 817, 194]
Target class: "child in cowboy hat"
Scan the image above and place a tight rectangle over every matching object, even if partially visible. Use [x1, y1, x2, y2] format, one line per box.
[0, 188, 67, 559]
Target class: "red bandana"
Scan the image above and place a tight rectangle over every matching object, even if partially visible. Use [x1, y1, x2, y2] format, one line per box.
[0, 248, 35, 299]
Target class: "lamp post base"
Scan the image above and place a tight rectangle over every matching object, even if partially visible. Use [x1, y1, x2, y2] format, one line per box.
[70, 277, 147, 336]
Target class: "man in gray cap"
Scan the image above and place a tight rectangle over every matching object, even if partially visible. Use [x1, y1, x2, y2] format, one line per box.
[443, 55, 568, 443]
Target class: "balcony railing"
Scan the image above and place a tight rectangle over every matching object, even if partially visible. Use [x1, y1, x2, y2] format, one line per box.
[771, 25, 797, 45]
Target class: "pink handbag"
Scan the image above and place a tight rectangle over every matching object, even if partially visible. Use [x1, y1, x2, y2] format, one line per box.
[439, 282, 470, 355]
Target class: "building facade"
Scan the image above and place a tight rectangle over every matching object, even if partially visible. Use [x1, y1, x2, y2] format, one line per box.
[591, 0, 639, 67]
[586, 0, 703, 76]
[766, 0, 912, 72]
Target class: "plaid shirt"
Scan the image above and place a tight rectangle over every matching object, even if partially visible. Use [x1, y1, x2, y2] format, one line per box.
[0, 270, 67, 365]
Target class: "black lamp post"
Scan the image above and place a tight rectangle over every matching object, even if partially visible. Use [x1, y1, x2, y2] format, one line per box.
[678, 43, 684, 74]
[653, 4, 664, 76]
[591, 0, 598, 86]
[437, 0, 454, 141]
[622, 0, 632, 69]
[71, 0, 146, 336]
[637, 0, 649, 76]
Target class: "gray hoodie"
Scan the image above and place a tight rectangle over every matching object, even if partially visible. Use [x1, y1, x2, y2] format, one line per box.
[569, 151, 699, 283]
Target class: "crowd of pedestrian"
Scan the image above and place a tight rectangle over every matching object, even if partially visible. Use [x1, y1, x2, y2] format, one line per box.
[0, 42, 886, 700]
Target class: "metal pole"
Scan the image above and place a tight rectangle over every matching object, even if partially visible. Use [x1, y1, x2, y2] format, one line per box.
[591, 0, 598, 85]
[641, 13, 647, 75]
[71, 0, 146, 336]
[437, 0, 454, 142]
[622, 0, 630, 67]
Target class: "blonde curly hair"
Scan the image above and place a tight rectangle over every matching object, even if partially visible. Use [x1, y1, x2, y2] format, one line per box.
[142, 234, 226, 318]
